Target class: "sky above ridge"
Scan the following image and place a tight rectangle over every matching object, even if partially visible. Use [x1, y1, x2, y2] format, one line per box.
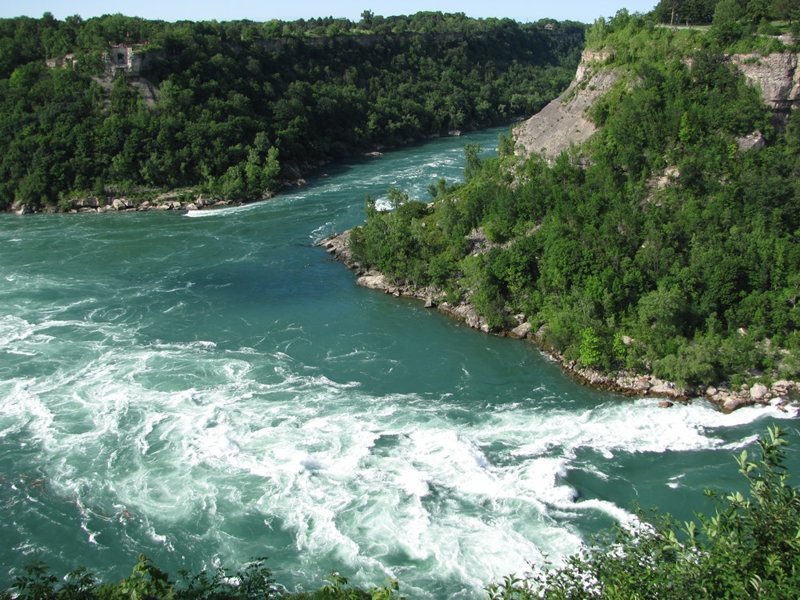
[0, 1, 659, 24]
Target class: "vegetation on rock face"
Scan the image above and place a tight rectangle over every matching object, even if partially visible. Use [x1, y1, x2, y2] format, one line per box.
[0, 12, 584, 210]
[350, 10, 800, 392]
[3, 428, 797, 598]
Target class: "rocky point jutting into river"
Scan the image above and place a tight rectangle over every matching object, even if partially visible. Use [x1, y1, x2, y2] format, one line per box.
[321, 44, 800, 415]
[318, 229, 799, 414]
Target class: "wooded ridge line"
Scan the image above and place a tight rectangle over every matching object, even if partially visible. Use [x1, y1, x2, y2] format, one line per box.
[0, 12, 585, 213]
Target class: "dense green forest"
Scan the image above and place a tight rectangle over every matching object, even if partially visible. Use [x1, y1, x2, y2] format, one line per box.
[4, 427, 798, 598]
[651, 0, 799, 26]
[0, 12, 583, 210]
[349, 9, 800, 393]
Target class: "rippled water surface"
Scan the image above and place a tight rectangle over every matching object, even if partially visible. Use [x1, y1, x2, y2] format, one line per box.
[0, 129, 795, 597]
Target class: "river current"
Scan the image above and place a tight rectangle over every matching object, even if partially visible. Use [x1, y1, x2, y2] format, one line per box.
[0, 128, 796, 598]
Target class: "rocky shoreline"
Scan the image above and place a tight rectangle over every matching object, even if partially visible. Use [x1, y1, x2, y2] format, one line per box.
[318, 230, 799, 415]
[6, 131, 484, 217]
[8, 188, 291, 215]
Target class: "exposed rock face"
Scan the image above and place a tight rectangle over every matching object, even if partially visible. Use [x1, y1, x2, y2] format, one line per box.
[129, 77, 160, 106]
[730, 52, 800, 113]
[514, 49, 621, 159]
[320, 232, 354, 264]
[444, 303, 491, 332]
[514, 49, 799, 162]
[723, 394, 751, 412]
[357, 272, 390, 290]
[750, 383, 769, 402]
[736, 129, 766, 151]
[111, 198, 132, 210]
[574, 50, 612, 82]
[510, 321, 533, 339]
[28, 193, 240, 215]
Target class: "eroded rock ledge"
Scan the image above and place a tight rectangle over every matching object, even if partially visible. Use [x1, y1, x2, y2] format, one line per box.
[513, 49, 621, 159]
[10, 180, 308, 216]
[319, 230, 799, 415]
[514, 47, 800, 162]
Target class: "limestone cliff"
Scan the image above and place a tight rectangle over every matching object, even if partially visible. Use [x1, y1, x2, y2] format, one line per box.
[514, 46, 800, 160]
[513, 49, 620, 159]
[730, 52, 800, 114]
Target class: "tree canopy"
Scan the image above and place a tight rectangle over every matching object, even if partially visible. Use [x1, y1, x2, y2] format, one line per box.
[0, 12, 584, 210]
[349, 11, 800, 391]
[651, 0, 799, 25]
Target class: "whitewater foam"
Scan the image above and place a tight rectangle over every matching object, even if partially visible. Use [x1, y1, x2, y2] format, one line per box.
[3, 319, 783, 598]
[2, 127, 792, 598]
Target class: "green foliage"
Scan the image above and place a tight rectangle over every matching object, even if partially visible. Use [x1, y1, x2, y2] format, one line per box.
[215, 137, 280, 201]
[653, 336, 721, 388]
[1, 559, 404, 600]
[0, 12, 584, 209]
[712, 0, 746, 45]
[309, 572, 404, 600]
[111, 555, 175, 599]
[498, 132, 516, 157]
[350, 20, 799, 390]
[578, 327, 605, 369]
[651, 0, 797, 27]
[2, 555, 281, 599]
[651, 0, 718, 25]
[464, 143, 483, 182]
[386, 187, 408, 210]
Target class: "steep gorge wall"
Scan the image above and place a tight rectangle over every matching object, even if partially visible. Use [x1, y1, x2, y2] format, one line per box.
[513, 49, 619, 158]
[514, 46, 800, 160]
[731, 51, 800, 113]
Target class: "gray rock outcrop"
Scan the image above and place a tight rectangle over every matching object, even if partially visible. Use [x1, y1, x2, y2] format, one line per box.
[513, 49, 620, 159]
[730, 52, 800, 113]
[514, 48, 800, 163]
[510, 321, 533, 339]
[736, 130, 766, 151]
[749, 383, 769, 402]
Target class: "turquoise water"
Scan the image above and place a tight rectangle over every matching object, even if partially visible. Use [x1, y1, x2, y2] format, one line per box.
[0, 128, 795, 598]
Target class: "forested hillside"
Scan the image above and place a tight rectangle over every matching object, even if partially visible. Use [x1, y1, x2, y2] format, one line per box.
[0, 12, 583, 211]
[651, 0, 798, 26]
[349, 8, 800, 397]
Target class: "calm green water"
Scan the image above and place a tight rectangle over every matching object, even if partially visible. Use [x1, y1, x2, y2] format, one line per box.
[0, 129, 796, 598]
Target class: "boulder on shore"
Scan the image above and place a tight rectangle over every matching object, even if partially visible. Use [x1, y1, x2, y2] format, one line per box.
[509, 322, 533, 339]
[357, 272, 389, 291]
[749, 383, 769, 403]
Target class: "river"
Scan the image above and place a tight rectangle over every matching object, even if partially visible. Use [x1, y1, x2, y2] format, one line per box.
[0, 128, 795, 598]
